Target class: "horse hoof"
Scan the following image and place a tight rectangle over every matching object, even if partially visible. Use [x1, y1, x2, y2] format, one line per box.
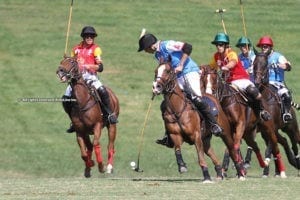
[238, 176, 246, 181]
[202, 179, 213, 184]
[262, 174, 268, 178]
[98, 163, 105, 173]
[179, 166, 188, 173]
[84, 167, 91, 178]
[106, 164, 113, 174]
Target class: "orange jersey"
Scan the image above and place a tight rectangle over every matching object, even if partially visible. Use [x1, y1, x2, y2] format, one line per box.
[209, 48, 249, 82]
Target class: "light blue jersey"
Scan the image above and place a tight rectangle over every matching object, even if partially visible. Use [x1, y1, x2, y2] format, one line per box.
[154, 40, 199, 78]
[268, 52, 285, 82]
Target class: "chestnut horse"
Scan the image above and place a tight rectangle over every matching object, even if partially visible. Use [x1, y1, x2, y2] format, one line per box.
[152, 62, 244, 181]
[200, 65, 287, 178]
[56, 56, 119, 177]
[253, 53, 300, 175]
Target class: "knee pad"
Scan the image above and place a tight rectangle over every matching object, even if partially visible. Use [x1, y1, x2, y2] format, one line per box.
[246, 86, 259, 99]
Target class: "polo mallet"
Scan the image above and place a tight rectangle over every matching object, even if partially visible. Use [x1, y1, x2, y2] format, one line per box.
[134, 94, 155, 172]
[215, 8, 227, 34]
[139, 28, 146, 39]
[240, 0, 247, 37]
[64, 0, 74, 56]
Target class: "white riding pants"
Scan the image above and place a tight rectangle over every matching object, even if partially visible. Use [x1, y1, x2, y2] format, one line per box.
[177, 71, 202, 99]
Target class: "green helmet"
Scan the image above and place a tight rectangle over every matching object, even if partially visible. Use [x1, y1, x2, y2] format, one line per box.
[211, 33, 230, 45]
[236, 37, 252, 47]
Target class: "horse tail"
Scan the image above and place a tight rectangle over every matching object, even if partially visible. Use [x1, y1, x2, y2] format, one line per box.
[291, 101, 300, 110]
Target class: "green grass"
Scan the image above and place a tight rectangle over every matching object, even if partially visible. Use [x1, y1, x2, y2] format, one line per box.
[1, 0, 300, 199]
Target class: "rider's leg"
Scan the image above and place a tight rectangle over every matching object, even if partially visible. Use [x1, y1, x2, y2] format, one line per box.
[193, 97, 223, 136]
[97, 86, 118, 124]
[246, 85, 271, 121]
[62, 85, 75, 133]
[281, 92, 293, 123]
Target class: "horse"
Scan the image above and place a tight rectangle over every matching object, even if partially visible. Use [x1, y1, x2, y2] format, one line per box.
[200, 64, 287, 178]
[56, 56, 119, 177]
[152, 62, 244, 181]
[253, 53, 300, 175]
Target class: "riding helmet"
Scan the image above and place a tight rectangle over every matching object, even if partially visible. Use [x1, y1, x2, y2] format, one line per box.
[235, 37, 252, 47]
[211, 33, 230, 45]
[256, 36, 273, 47]
[80, 26, 98, 37]
[138, 33, 157, 52]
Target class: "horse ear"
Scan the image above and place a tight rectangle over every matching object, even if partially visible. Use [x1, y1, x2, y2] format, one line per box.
[253, 47, 259, 55]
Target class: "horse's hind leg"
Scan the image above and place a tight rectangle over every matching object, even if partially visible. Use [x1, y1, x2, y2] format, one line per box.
[106, 124, 117, 173]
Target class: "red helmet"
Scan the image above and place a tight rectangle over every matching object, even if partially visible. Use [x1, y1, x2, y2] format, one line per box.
[256, 36, 273, 47]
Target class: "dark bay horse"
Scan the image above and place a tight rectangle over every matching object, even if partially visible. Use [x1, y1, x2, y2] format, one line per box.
[56, 56, 119, 177]
[152, 62, 244, 181]
[201, 65, 287, 178]
[253, 53, 300, 175]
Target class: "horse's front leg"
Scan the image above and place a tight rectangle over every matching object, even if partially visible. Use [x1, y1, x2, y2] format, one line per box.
[194, 131, 212, 182]
[106, 124, 117, 174]
[170, 134, 187, 173]
[203, 135, 223, 179]
[93, 122, 105, 173]
[77, 133, 94, 178]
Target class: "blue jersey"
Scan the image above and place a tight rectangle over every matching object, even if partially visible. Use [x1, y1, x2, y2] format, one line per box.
[268, 51, 285, 82]
[154, 40, 199, 78]
[238, 50, 255, 82]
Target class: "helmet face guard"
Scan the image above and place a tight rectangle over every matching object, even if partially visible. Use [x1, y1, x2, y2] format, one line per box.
[138, 34, 157, 52]
[81, 26, 98, 38]
[211, 33, 230, 45]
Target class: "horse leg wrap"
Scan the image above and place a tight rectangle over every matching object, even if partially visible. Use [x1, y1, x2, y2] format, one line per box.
[255, 151, 266, 168]
[214, 165, 223, 178]
[201, 166, 211, 181]
[94, 144, 103, 164]
[274, 153, 286, 172]
[107, 149, 115, 165]
[222, 150, 230, 171]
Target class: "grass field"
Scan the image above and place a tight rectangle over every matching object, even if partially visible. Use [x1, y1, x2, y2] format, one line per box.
[1, 0, 300, 199]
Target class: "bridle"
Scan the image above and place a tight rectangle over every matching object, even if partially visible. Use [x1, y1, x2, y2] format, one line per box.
[57, 57, 81, 82]
[253, 53, 269, 88]
[153, 63, 177, 95]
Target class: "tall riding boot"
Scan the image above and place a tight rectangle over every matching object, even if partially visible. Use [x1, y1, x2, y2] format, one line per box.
[282, 93, 293, 123]
[257, 100, 271, 121]
[193, 97, 223, 136]
[98, 86, 118, 124]
[62, 95, 75, 133]
[246, 85, 271, 121]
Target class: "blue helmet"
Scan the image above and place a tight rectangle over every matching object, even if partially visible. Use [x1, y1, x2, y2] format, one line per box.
[211, 33, 230, 45]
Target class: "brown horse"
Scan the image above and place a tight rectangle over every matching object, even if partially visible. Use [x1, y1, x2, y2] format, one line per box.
[56, 56, 119, 177]
[201, 65, 287, 178]
[152, 62, 244, 181]
[253, 53, 300, 175]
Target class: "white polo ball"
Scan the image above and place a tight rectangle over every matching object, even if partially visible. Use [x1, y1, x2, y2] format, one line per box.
[130, 161, 136, 168]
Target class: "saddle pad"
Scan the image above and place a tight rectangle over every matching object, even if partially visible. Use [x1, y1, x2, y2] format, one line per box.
[202, 96, 218, 116]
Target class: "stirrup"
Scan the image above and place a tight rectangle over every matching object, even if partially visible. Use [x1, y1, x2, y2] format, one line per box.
[283, 113, 292, 123]
[211, 124, 223, 137]
[260, 110, 271, 121]
[108, 114, 118, 124]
